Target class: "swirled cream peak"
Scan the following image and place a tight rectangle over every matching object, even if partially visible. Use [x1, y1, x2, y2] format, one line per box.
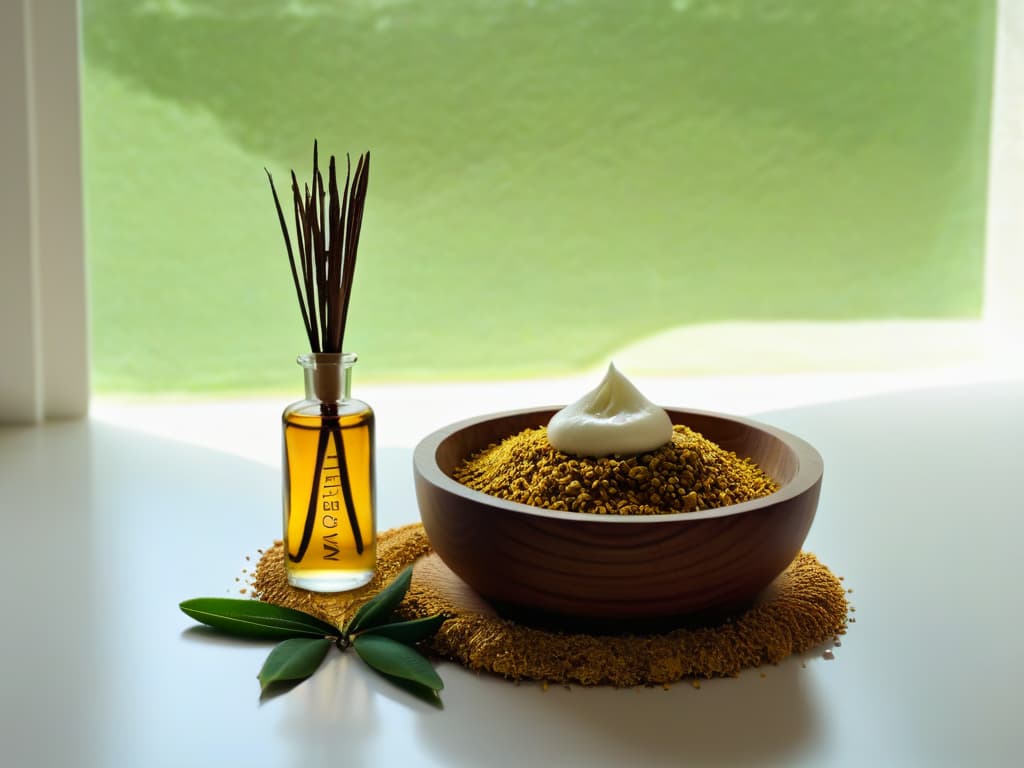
[547, 363, 673, 457]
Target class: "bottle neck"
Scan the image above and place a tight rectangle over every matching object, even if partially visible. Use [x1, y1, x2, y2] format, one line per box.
[299, 352, 356, 403]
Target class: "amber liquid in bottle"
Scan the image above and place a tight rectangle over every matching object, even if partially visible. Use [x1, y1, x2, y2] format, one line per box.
[283, 356, 376, 592]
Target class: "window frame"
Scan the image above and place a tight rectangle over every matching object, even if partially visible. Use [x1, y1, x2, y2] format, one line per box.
[983, 0, 1024, 342]
[1, 0, 88, 423]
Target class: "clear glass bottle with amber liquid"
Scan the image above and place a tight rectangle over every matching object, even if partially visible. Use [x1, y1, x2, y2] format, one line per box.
[283, 352, 376, 592]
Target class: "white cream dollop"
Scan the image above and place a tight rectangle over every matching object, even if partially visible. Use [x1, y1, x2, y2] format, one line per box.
[547, 363, 673, 457]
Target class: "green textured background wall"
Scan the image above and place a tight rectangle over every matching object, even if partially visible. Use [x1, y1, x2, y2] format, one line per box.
[83, 0, 996, 392]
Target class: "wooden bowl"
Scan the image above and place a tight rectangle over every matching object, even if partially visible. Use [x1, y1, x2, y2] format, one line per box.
[413, 407, 823, 622]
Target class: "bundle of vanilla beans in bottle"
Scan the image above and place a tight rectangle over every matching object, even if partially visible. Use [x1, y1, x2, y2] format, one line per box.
[267, 143, 369, 358]
[267, 144, 374, 588]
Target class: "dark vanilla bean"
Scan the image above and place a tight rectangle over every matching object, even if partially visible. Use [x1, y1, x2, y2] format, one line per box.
[269, 143, 371, 566]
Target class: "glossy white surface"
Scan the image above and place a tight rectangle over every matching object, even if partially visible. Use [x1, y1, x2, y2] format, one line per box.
[2, 378, 1022, 767]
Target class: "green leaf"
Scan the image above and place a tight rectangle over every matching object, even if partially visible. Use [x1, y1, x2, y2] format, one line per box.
[258, 637, 333, 692]
[345, 566, 413, 635]
[353, 634, 444, 692]
[358, 614, 446, 645]
[180, 597, 339, 640]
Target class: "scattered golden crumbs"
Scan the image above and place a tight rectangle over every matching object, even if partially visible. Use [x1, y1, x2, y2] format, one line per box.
[253, 525, 431, 630]
[452, 424, 777, 515]
[252, 524, 849, 687]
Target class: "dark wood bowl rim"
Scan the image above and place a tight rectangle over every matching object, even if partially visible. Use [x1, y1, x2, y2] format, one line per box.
[414, 406, 823, 525]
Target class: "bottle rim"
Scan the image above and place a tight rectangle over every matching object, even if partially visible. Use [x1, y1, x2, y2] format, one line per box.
[296, 352, 358, 368]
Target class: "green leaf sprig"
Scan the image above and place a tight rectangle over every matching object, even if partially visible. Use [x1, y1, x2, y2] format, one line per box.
[180, 566, 446, 703]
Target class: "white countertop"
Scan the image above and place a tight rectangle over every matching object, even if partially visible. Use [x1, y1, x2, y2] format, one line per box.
[2, 376, 1021, 767]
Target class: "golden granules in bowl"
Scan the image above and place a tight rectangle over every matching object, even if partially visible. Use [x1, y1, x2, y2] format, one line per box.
[452, 424, 777, 515]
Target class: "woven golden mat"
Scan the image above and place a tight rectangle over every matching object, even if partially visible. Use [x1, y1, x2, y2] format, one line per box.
[253, 523, 848, 687]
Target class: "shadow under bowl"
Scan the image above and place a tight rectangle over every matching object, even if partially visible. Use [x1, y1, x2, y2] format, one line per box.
[413, 407, 823, 622]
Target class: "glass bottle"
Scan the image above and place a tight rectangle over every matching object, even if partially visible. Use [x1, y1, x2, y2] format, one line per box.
[282, 352, 376, 591]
